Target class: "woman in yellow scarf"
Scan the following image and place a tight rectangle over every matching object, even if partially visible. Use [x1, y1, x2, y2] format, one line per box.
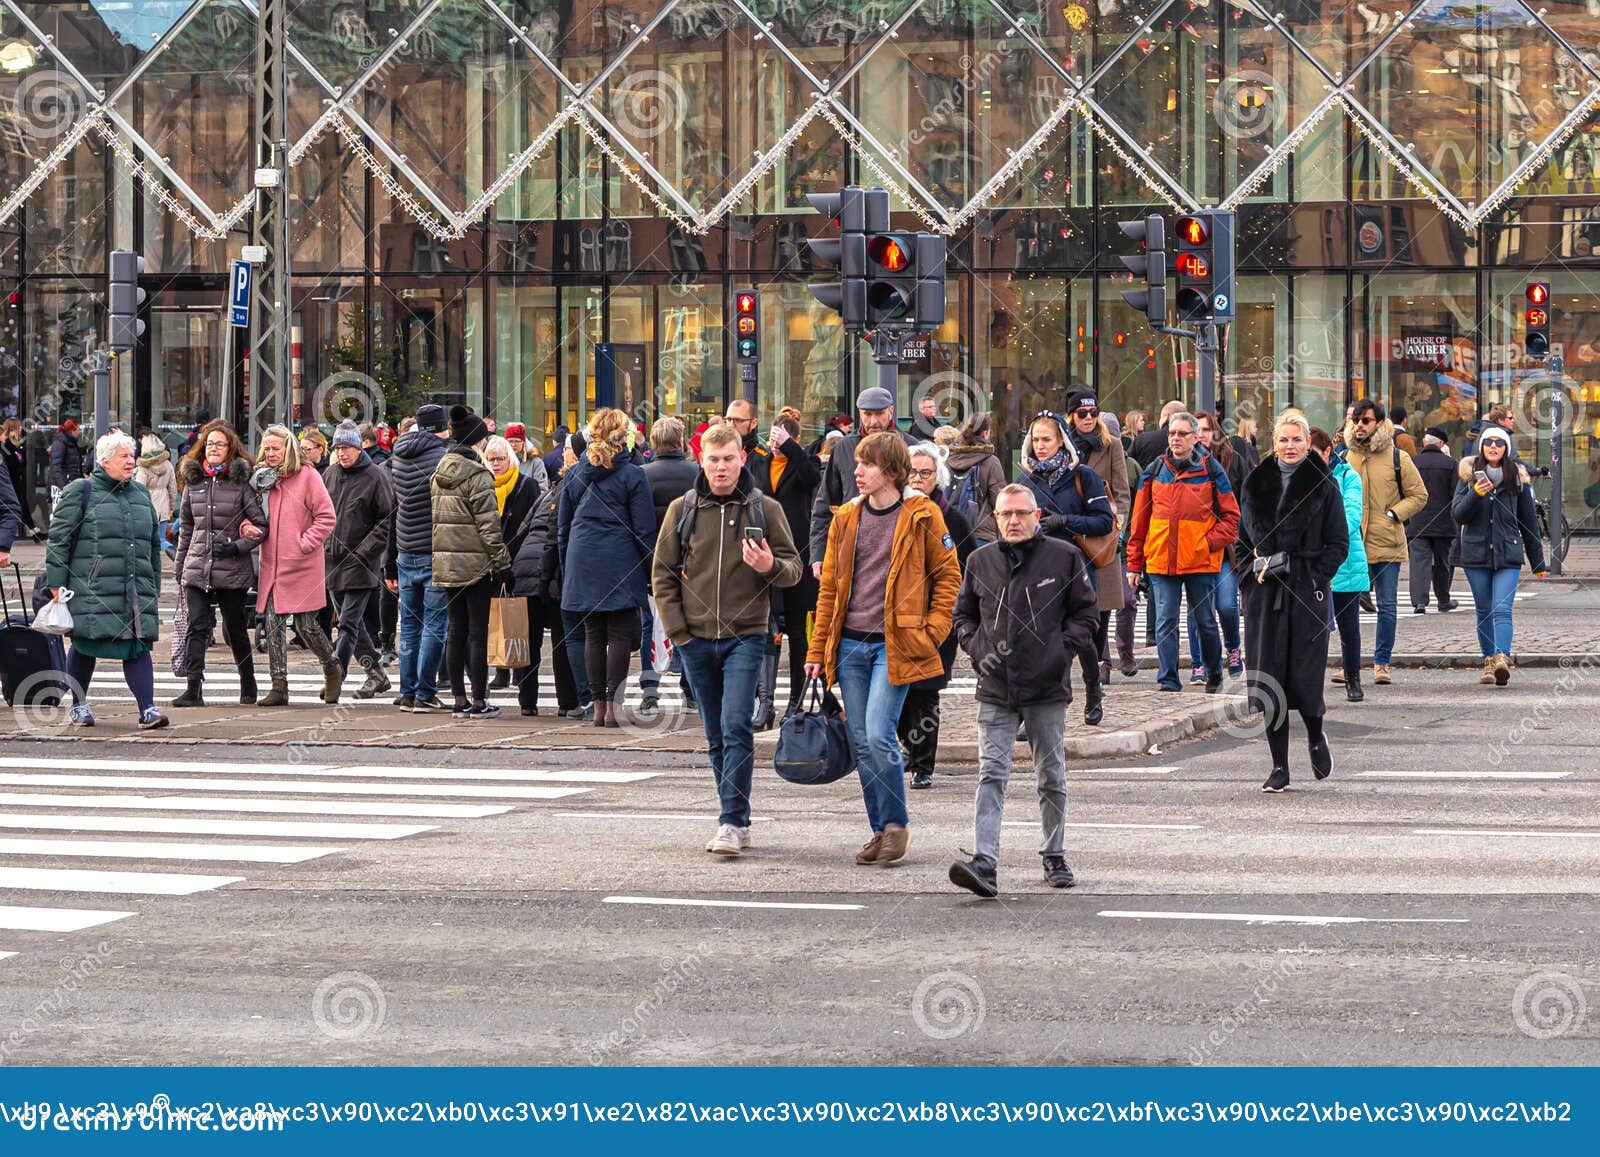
[483, 436, 541, 691]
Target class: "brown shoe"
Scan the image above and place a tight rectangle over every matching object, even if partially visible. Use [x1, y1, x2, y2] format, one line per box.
[259, 680, 290, 707]
[593, 699, 609, 727]
[1373, 664, 1392, 686]
[321, 662, 344, 704]
[1480, 657, 1497, 686]
[854, 832, 884, 865]
[1493, 653, 1511, 686]
[877, 823, 910, 866]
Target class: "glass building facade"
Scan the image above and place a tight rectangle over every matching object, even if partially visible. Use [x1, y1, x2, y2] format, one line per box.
[5, 0, 1600, 524]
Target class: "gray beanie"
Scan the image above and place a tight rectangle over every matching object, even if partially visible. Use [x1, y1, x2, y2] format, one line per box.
[856, 386, 895, 412]
[332, 419, 362, 450]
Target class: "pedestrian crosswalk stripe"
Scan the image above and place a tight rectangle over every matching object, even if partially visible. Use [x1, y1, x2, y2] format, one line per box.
[603, 896, 864, 912]
[1072, 766, 1179, 775]
[553, 812, 770, 823]
[0, 867, 243, 896]
[1414, 828, 1600, 840]
[0, 838, 342, 864]
[0, 757, 335, 776]
[1097, 910, 1470, 926]
[0, 814, 432, 840]
[1356, 770, 1570, 780]
[0, 793, 512, 820]
[1002, 821, 1202, 831]
[0, 951, 14, 961]
[0, 773, 589, 802]
[0, 757, 654, 786]
[0, 905, 136, 932]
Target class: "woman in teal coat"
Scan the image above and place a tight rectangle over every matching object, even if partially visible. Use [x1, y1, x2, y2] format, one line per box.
[1311, 427, 1368, 702]
[43, 430, 168, 729]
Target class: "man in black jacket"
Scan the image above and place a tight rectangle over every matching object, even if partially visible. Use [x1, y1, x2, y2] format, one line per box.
[755, 412, 821, 721]
[327, 421, 397, 698]
[1129, 399, 1185, 469]
[48, 419, 85, 501]
[947, 484, 1100, 898]
[1408, 426, 1460, 613]
[642, 416, 700, 530]
[908, 394, 943, 442]
[383, 403, 450, 711]
[807, 386, 911, 575]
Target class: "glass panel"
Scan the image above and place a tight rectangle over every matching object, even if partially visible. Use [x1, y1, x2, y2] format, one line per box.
[1287, 272, 1349, 435]
[1100, 275, 1181, 417]
[297, 277, 372, 428]
[978, 272, 1071, 472]
[1275, 0, 1430, 79]
[1221, 3, 1334, 204]
[654, 282, 724, 426]
[729, 47, 848, 214]
[1359, 270, 1478, 450]
[492, 279, 561, 442]
[22, 135, 108, 276]
[150, 307, 225, 440]
[851, 278, 965, 426]
[13, 1, 193, 88]
[24, 281, 102, 432]
[751, 281, 850, 425]
[370, 274, 475, 415]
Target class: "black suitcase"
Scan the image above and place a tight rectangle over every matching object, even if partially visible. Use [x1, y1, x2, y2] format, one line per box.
[0, 562, 68, 707]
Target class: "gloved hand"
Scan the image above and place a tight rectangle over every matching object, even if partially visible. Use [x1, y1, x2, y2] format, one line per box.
[211, 540, 240, 559]
[1040, 513, 1070, 536]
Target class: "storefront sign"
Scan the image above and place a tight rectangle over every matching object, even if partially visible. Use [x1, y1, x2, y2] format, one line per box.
[1400, 330, 1454, 369]
[898, 337, 930, 365]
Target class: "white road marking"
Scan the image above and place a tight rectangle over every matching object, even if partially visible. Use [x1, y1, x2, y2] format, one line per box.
[1071, 766, 1179, 775]
[1356, 771, 1570, 780]
[603, 896, 863, 912]
[554, 812, 768, 822]
[0, 773, 586, 802]
[0, 838, 341, 864]
[0, 951, 14, 961]
[0, 757, 334, 775]
[0, 758, 652, 786]
[0, 867, 242, 896]
[1098, 910, 1469, 926]
[0, 793, 510, 819]
[0, 905, 136, 932]
[1002, 821, 1202, 831]
[1414, 828, 1600, 840]
[0, 814, 431, 840]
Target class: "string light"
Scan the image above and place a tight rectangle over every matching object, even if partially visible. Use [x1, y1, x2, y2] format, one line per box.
[328, 115, 458, 242]
[0, 111, 103, 231]
[1339, 94, 1472, 229]
[1472, 88, 1600, 223]
[944, 95, 1079, 234]
[695, 102, 825, 231]
[814, 102, 946, 232]
[1220, 87, 1342, 210]
[93, 119, 231, 240]
[1075, 96, 1186, 213]
[571, 107, 703, 235]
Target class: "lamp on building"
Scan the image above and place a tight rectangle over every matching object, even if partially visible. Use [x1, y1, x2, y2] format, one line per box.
[0, 40, 38, 73]
[787, 311, 814, 342]
[934, 315, 960, 345]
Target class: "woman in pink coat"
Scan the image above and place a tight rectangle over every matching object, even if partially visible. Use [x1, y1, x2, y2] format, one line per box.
[251, 424, 342, 705]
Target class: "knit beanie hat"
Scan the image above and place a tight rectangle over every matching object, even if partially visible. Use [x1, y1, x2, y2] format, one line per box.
[332, 419, 362, 450]
[449, 404, 489, 448]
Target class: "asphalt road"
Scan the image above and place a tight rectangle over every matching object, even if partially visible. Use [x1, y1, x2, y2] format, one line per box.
[0, 666, 1596, 1066]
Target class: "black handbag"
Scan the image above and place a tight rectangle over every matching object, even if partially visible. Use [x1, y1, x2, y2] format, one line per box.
[1251, 550, 1290, 583]
[773, 677, 856, 785]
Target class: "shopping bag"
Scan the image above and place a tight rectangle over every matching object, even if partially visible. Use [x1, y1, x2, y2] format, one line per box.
[33, 590, 74, 637]
[773, 677, 856, 785]
[170, 595, 189, 678]
[646, 595, 674, 670]
[487, 596, 531, 668]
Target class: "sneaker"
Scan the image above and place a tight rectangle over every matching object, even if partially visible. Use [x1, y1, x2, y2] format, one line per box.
[470, 702, 501, 719]
[138, 707, 169, 731]
[1331, 670, 1345, 685]
[1118, 648, 1139, 678]
[393, 695, 415, 710]
[1226, 647, 1243, 676]
[948, 856, 998, 899]
[854, 832, 884, 865]
[451, 701, 474, 719]
[380, 649, 397, 667]
[910, 770, 933, 789]
[411, 695, 446, 714]
[69, 704, 94, 728]
[1359, 592, 1376, 614]
[1189, 664, 1206, 684]
[563, 705, 587, 719]
[1373, 664, 1392, 685]
[1042, 855, 1076, 888]
[1413, 606, 1427, 615]
[1262, 766, 1290, 793]
[1204, 672, 1223, 694]
[737, 825, 752, 849]
[1310, 736, 1332, 780]
[877, 823, 910, 866]
[520, 706, 540, 717]
[1445, 599, 1460, 612]
[638, 694, 660, 715]
[354, 668, 392, 700]
[706, 823, 742, 856]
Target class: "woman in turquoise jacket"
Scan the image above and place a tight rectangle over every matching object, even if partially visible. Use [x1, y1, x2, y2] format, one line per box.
[1312, 427, 1368, 701]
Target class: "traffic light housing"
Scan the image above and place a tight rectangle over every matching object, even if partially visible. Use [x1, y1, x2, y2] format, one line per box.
[733, 289, 761, 364]
[914, 232, 946, 329]
[108, 249, 146, 352]
[1167, 210, 1235, 325]
[865, 231, 917, 326]
[807, 185, 874, 332]
[1525, 282, 1551, 360]
[1117, 213, 1166, 327]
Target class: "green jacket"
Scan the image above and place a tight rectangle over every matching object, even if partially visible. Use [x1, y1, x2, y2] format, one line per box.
[429, 445, 511, 588]
[44, 465, 162, 644]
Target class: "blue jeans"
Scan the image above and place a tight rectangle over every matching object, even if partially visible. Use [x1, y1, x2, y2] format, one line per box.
[836, 637, 911, 830]
[1464, 567, 1520, 656]
[395, 551, 447, 700]
[1368, 561, 1400, 664]
[1187, 563, 1240, 664]
[559, 609, 592, 706]
[1150, 573, 1221, 691]
[677, 634, 766, 828]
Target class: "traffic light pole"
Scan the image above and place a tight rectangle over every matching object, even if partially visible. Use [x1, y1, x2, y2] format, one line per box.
[91, 348, 111, 441]
[740, 363, 757, 405]
[1196, 322, 1219, 416]
[1548, 355, 1567, 576]
[870, 329, 904, 395]
[249, 0, 291, 443]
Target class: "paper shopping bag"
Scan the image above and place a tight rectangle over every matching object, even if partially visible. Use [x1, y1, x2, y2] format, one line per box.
[488, 596, 531, 669]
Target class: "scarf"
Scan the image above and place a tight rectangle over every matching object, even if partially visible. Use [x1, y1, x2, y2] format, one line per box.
[1032, 448, 1073, 488]
[493, 465, 518, 514]
[205, 460, 226, 478]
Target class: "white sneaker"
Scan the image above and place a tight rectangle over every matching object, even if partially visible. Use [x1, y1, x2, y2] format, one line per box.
[705, 824, 742, 856]
[737, 825, 752, 849]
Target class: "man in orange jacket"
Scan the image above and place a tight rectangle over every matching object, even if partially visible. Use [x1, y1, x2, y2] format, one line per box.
[1125, 411, 1240, 693]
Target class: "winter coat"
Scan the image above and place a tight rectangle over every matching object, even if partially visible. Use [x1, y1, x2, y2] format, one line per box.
[907, 491, 976, 693]
[953, 533, 1100, 709]
[324, 450, 396, 592]
[1409, 444, 1458, 540]
[0, 445, 21, 551]
[48, 427, 85, 489]
[1452, 456, 1546, 573]
[945, 444, 1007, 541]
[1075, 419, 1132, 527]
[1129, 424, 1170, 470]
[557, 451, 656, 613]
[1329, 460, 1369, 594]
[512, 477, 562, 600]
[1236, 453, 1349, 717]
[652, 469, 802, 644]
[1126, 451, 1241, 577]
[387, 427, 449, 558]
[755, 437, 821, 565]
[1393, 427, 1418, 457]
[517, 452, 549, 494]
[1023, 412, 1118, 610]
[808, 427, 914, 566]
[642, 450, 701, 533]
[1340, 419, 1427, 563]
[254, 464, 337, 615]
[908, 413, 943, 443]
[135, 449, 178, 522]
[500, 470, 541, 563]
[43, 466, 161, 646]
[805, 493, 961, 689]
[175, 456, 266, 592]
[429, 445, 512, 589]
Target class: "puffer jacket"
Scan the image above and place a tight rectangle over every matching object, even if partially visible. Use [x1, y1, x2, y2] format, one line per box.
[43, 466, 161, 645]
[945, 443, 1007, 541]
[1329, 459, 1369, 593]
[1409, 443, 1458, 540]
[1452, 455, 1546, 572]
[1023, 412, 1119, 610]
[48, 427, 85, 489]
[175, 456, 267, 591]
[512, 477, 562, 600]
[557, 451, 657, 614]
[387, 427, 449, 560]
[1340, 418, 1427, 562]
[135, 448, 178, 522]
[1126, 450, 1240, 576]
[325, 450, 396, 592]
[429, 445, 511, 589]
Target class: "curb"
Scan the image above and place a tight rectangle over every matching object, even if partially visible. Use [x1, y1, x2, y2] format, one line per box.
[1359, 653, 1600, 669]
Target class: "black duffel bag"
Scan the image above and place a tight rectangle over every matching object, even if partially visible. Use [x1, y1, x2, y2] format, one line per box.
[773, 677, 855, 785]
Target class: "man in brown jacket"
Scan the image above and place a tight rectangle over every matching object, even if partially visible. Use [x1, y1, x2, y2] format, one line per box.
[652, 423, 802, 858]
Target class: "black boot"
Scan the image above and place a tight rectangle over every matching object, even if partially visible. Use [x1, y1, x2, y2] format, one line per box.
[1309, 735, 1333, 780]
[1082, 674, 1104, 726]
[949, 856, 998, 898]
[1345, 673, 1364, 702]
[238, 663, 258, 705]
[170, 676, 205, 708]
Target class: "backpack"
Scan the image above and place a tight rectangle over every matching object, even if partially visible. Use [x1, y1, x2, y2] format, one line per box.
[674, 485, 766, 577]
[951, 463, 982, 529]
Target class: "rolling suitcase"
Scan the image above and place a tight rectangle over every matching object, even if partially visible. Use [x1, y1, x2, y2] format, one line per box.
[0, 562, 69, 707]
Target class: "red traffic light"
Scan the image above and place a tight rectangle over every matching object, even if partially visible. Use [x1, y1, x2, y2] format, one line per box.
[1176, 252, 1211, 280]
[1526, 283, 1549, 305]
[1526, 307, 1550, 328]
[1175, 216, 1209, 246]
[867, 235, 909, 272]
[736, 292, 757, 314]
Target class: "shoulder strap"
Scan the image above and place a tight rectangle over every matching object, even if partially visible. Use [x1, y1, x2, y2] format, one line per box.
[675, 487, 699, 568]
[68, 477, 92, 561]
[1393, 446, 1402, 495]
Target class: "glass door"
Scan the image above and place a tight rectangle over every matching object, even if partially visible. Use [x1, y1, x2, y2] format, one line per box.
[150, 308, 225, 454]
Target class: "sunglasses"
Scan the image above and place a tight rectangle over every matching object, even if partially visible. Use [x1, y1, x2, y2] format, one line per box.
[1074, 407, 1098, 419]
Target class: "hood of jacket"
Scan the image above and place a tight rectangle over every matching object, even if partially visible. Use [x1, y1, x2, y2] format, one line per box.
[692, 465, 757, 504]
[1342, 417, 1395, 456]
[1459, 454, 1531, 486]
[337, 449, 373, 473]
[1020, 411, 1078, 474]
[138, 448, 170, 469]
[433, 446, 489, 491]
[946, 443, 996, 471]
[392, 428, 447, 461]
[179, 456, 251, 486]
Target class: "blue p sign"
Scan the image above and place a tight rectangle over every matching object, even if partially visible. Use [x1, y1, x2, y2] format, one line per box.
[229, 260, 251, 328]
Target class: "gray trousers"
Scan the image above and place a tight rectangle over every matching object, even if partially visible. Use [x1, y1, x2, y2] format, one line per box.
[974, 699, 1068, 865]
